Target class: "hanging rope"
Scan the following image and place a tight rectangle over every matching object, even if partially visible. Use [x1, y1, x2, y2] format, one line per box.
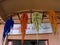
[32, 12, 43, 45]
[47, 10, 58, 34]
[20, 13, 28, 45]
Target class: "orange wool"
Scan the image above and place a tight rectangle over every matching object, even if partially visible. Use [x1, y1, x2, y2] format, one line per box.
[20, 13, 28, 45]
[48, 10, 57, 34]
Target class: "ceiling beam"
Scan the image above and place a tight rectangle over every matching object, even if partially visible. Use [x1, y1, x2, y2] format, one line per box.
[0, 3, 9, 22]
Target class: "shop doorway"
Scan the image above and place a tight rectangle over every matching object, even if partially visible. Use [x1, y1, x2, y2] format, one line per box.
[8, 40, 48, 45]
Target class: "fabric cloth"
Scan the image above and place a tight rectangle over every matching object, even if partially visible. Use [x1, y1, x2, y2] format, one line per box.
[48, 10, 57, 34]
[32, 12, 42, 32]
[32, 12, 43, 44]
[2, 16, 14, 45]
[20, 13, 28, 45]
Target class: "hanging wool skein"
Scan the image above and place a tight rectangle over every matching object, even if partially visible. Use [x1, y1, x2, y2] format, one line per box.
[32, 12, 43, 44]
[47, 10, 58, 34]
[2, 16, 14, 45]
[20, 13, 28, 45]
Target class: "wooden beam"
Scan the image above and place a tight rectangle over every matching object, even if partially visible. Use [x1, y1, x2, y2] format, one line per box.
[0, 3, 9, 22]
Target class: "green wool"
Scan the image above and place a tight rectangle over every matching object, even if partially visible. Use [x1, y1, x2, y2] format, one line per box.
[32, 12, 42, 32]
[32, 12, 43, 45]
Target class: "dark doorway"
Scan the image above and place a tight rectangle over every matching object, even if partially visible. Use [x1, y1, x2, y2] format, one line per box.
[8, 40, 48, 45]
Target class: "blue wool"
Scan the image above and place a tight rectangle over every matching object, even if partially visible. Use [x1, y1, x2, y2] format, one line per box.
[2, 16, 14, 45]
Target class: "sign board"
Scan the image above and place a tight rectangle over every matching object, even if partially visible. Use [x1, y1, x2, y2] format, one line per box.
[9, 23, 53, 34]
